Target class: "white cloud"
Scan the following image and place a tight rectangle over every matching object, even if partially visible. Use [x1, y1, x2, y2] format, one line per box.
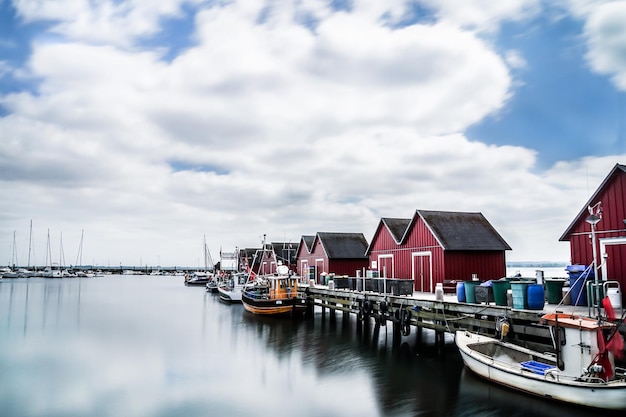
[13, 0, 201, 48]
[0, 0, 623, 266]
[583, 1, 626, 90]
[504, 49, 528, 70]
[421, 0, 542, 32]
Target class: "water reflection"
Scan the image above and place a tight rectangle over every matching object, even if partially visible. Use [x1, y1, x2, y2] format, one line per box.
[0, 277, 618, 417]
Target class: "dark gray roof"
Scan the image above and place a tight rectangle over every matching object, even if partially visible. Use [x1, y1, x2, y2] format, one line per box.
[317, 232, 368, 259]
[417, 210, 511, 251]
[270, 242, 298, 264]
[381, 218, 411, 243]
[300, 235, 315, 253]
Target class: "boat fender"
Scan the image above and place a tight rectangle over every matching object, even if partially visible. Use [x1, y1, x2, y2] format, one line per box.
[378, 302, 388, 326]
[379, 301, 388, 314]
[400, 309, 411, 336]
[501, 322, 509, 338]
[363, 300, 373, 315]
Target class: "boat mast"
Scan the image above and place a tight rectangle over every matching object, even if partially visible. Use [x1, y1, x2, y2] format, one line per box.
[27, 220, 32, 270]
[60, 232, 66, 269]
[76, 229, 84, 267]
[45, 229, 51, 269]
[11, 230, 17, 269]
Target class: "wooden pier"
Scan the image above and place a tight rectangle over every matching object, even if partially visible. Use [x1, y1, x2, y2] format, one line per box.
[300, 283, 625, 354]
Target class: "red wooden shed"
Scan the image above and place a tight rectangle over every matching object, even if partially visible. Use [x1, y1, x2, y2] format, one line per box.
[295, 232, 369, 284]
[559, 163, 626, 302]
[365, 210, 511, 292]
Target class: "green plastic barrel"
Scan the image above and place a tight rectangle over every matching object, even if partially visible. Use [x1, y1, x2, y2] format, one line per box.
[492, 279, 511, 306]
[464, 281, 480, 304]
[545, 279, 566, 304]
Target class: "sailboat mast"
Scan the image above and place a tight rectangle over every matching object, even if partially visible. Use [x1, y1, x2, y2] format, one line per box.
[203, 235, 208, 273]
[11, 230, 17, 268]
[60, 232, 65, 269]
[45, 229, 51, 269]
[27, 220, 32, 269]
[76, 229, 84, 267]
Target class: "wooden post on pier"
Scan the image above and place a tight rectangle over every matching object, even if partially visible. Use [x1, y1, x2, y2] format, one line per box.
[392, 317, 401, 347]
[305, 297, 314, 318]
[415, 315, 423, 349]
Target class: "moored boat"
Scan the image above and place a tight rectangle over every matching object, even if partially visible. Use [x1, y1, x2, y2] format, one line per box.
[184, 272, 212, 286]
[456, 312, 626, 410]
[217, 272, 247, 303]
[241, 265, 306, 316]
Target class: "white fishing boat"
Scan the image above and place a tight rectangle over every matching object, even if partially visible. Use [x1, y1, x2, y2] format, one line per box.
[456, 312, 626, 410]
[184, 272, 212, 286]
[217, 272, 248, 303]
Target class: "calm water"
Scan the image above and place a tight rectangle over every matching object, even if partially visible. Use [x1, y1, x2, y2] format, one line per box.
[0, 277, 612, 417]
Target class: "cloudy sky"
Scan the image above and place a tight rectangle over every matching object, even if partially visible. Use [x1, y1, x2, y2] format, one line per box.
[1, 0, 625, 269]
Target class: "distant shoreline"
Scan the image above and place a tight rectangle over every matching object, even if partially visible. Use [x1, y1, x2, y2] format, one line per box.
[506, 261, 568, 268]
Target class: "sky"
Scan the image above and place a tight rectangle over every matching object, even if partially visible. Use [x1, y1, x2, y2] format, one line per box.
[1, 0, 625, 269]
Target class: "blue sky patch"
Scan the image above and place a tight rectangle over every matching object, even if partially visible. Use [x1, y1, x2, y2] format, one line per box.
[138, 3, 199, 62]
[169, 160, 229, 175]
[467, 12, 626, 169]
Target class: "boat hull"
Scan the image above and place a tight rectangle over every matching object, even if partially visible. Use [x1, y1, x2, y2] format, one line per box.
[456, 330, 626, 410]
[218, 287, 242, 303]
[241, 293, 306, 316]
[185, 279, 209, 286]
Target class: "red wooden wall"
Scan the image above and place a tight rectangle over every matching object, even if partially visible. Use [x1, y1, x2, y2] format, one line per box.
[565, 168, 626, 301]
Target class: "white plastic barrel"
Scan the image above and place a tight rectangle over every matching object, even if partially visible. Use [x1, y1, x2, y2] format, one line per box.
[435, 283, 444, 301]
[605, 281, 622, 310]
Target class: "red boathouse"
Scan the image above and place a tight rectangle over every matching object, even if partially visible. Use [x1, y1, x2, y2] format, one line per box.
[295, 232, 369, 284]
[365, 210, 511, 292]
[560, 163, 626, 303]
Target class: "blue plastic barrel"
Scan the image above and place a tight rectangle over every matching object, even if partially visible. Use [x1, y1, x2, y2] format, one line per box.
[527, 284, 545, 310]
[456, 281, 466, 303]
[567, 266, 593, 306]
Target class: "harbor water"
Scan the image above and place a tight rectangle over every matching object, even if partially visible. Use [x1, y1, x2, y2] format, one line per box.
[0, 276, 611, 417]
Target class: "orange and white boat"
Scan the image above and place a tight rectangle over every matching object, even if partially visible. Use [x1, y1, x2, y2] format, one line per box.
[241, 265, 307, 316]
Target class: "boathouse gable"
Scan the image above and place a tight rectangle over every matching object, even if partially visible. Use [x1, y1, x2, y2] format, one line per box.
[296, 232, 369, 284]
[559, 163, 626, 300]
[367, 210, 511, 293]
[255, 242, 299, 275]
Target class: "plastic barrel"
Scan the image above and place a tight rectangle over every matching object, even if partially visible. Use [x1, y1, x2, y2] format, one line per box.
[464, 281, 480, 304]
[527, 284, 545, 310]
[545, 279, 565, 304]
[511, 282, 530, 309]
[492, 280, 511, 306]
[568, 270, 592, 306]
[456, 281, 466, 303]
[586, 281, 604, 308]
[606, 282, 622, 310]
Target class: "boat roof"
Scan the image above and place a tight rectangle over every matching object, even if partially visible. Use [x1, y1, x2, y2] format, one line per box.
[541, 313, 615, 330]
